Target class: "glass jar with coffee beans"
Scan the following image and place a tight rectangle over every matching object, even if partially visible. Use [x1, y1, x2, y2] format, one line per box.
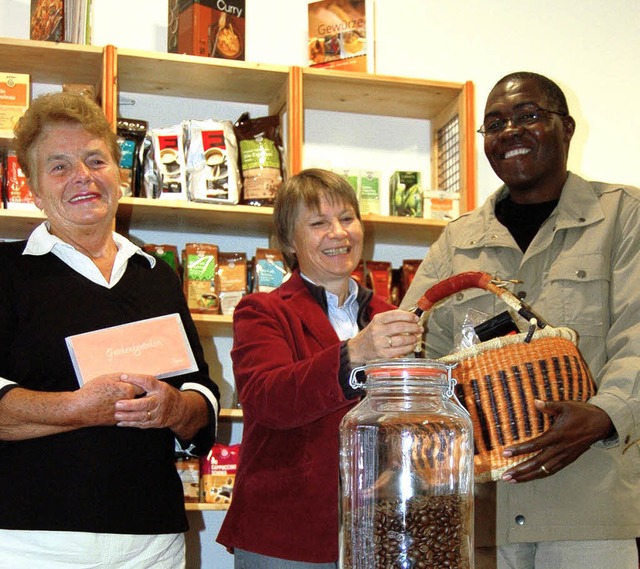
[340, 359, 474, 569]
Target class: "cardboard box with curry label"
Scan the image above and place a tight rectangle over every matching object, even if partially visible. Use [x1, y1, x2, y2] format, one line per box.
[168, 0, 245, 61]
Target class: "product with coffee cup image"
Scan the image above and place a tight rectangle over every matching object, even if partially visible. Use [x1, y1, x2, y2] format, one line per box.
[185, 119, 241, 205]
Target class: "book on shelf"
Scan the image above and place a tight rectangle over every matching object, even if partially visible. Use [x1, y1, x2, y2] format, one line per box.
[30, 0, 93, 45]
[307, 0, 375, 73]
[168, 0, 246, 61]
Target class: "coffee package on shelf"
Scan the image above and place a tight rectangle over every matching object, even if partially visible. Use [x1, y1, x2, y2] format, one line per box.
[365, 260, 392, 303]
[234, 113, 284, 206]
[183, 243, 219, 313]
[117, 118, 148, 198]
[201, 443, 240, 505]
[400, 259, 422, 301]
[216, 252, 247, 315]
[184, 119, 241, 205]
[142, 244, 182, 277]
[152, 126, 188, 200]
[175, 454, 200, 503]
[253, 248, 288, 293]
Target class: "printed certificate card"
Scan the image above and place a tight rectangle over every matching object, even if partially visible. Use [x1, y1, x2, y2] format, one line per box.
[66, 313, 198, 386]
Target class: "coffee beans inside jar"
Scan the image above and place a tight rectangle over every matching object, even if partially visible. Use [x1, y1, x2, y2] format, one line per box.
[342, 493, 470, 569]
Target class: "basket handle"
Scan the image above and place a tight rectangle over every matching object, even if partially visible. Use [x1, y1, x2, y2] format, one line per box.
[409, 271, 549, 329]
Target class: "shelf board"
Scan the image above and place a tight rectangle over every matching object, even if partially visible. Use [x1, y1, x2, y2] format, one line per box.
[0, 37, 104, 86]
[116, 197, 274, 235]
[116, 197, 448, 242]
[301, 67, 463, 120]
[185, 502, 229, 511]
[115, 48, 290, 106]
[193, 313, 233, 336]
[0, 207, 45, 240]
[219, 408, 243, 420]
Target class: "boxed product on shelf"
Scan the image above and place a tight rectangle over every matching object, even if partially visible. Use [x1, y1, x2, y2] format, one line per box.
[333, 167, 359, 193]
[307, 0, 375, 73]
[168, 0, 246, 61]
[0, 72, 30, 139]
[389, 170, 423, 218]
[358, 169, 381, 215]
[4, 152, 35, 210]
[201, 443, 240, 505]
[184, 119, 241, 205]
[183, 243, 219, 313]
[423, 190, 461, 220]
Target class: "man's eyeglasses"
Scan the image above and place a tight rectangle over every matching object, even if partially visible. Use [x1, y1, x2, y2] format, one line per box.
[477, 107, 567, 137]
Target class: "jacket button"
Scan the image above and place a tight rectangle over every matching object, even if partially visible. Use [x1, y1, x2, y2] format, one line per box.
[517, 291, 527, 300]
[576, 270, 586, 279]
[515, 515, 525, 525]
[455, 293, 464, 301]
[578, 217, 586, 222]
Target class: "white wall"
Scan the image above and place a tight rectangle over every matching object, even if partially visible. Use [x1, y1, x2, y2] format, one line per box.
[3, 0, 638, 204]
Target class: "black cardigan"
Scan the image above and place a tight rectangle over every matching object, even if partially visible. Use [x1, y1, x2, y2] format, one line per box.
[0, 240, 219, 534]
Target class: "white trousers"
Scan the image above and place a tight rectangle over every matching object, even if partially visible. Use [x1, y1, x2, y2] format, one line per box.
[0, 530, 185, 569]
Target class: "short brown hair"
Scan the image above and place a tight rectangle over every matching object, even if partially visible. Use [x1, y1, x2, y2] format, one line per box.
[13, 92, 120, 188]
[273, 168, 362, 270]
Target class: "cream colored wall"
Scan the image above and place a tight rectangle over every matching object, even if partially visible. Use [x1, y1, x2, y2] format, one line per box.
[3, 0, 637, 203]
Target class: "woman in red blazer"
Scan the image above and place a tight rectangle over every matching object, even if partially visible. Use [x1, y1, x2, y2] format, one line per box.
[217, 169, 423, 567]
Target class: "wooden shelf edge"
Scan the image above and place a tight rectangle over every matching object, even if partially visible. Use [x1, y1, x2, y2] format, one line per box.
[219, 408, 243, 420]
[185, 502, 230, 511]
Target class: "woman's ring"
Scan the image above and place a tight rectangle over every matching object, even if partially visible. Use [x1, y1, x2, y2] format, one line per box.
[387, 336, 393, 348]
[540, 465, 550, 475]
[146, 411, 151, 421]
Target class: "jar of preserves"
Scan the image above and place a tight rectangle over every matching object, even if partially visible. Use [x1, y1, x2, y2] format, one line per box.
[339, 359, 474, 569]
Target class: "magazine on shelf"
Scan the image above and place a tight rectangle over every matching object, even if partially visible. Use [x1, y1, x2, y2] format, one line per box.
[66, 313, 198, 386]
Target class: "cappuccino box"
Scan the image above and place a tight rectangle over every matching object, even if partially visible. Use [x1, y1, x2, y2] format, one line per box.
[0, 72, 30, 139]
[168, 0, 246, 61]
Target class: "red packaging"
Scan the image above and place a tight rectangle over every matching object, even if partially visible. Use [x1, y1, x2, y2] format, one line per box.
[5, 152, 34, 209]
[365, 260, 392, 303]
[200, 443, 240, 505]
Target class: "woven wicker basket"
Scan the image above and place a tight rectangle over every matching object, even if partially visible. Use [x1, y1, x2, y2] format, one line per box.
[411, 272, 597, 483]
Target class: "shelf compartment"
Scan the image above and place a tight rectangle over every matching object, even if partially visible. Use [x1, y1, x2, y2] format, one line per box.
[114, 48, 290, 111]
[116, 197, 274, 236]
